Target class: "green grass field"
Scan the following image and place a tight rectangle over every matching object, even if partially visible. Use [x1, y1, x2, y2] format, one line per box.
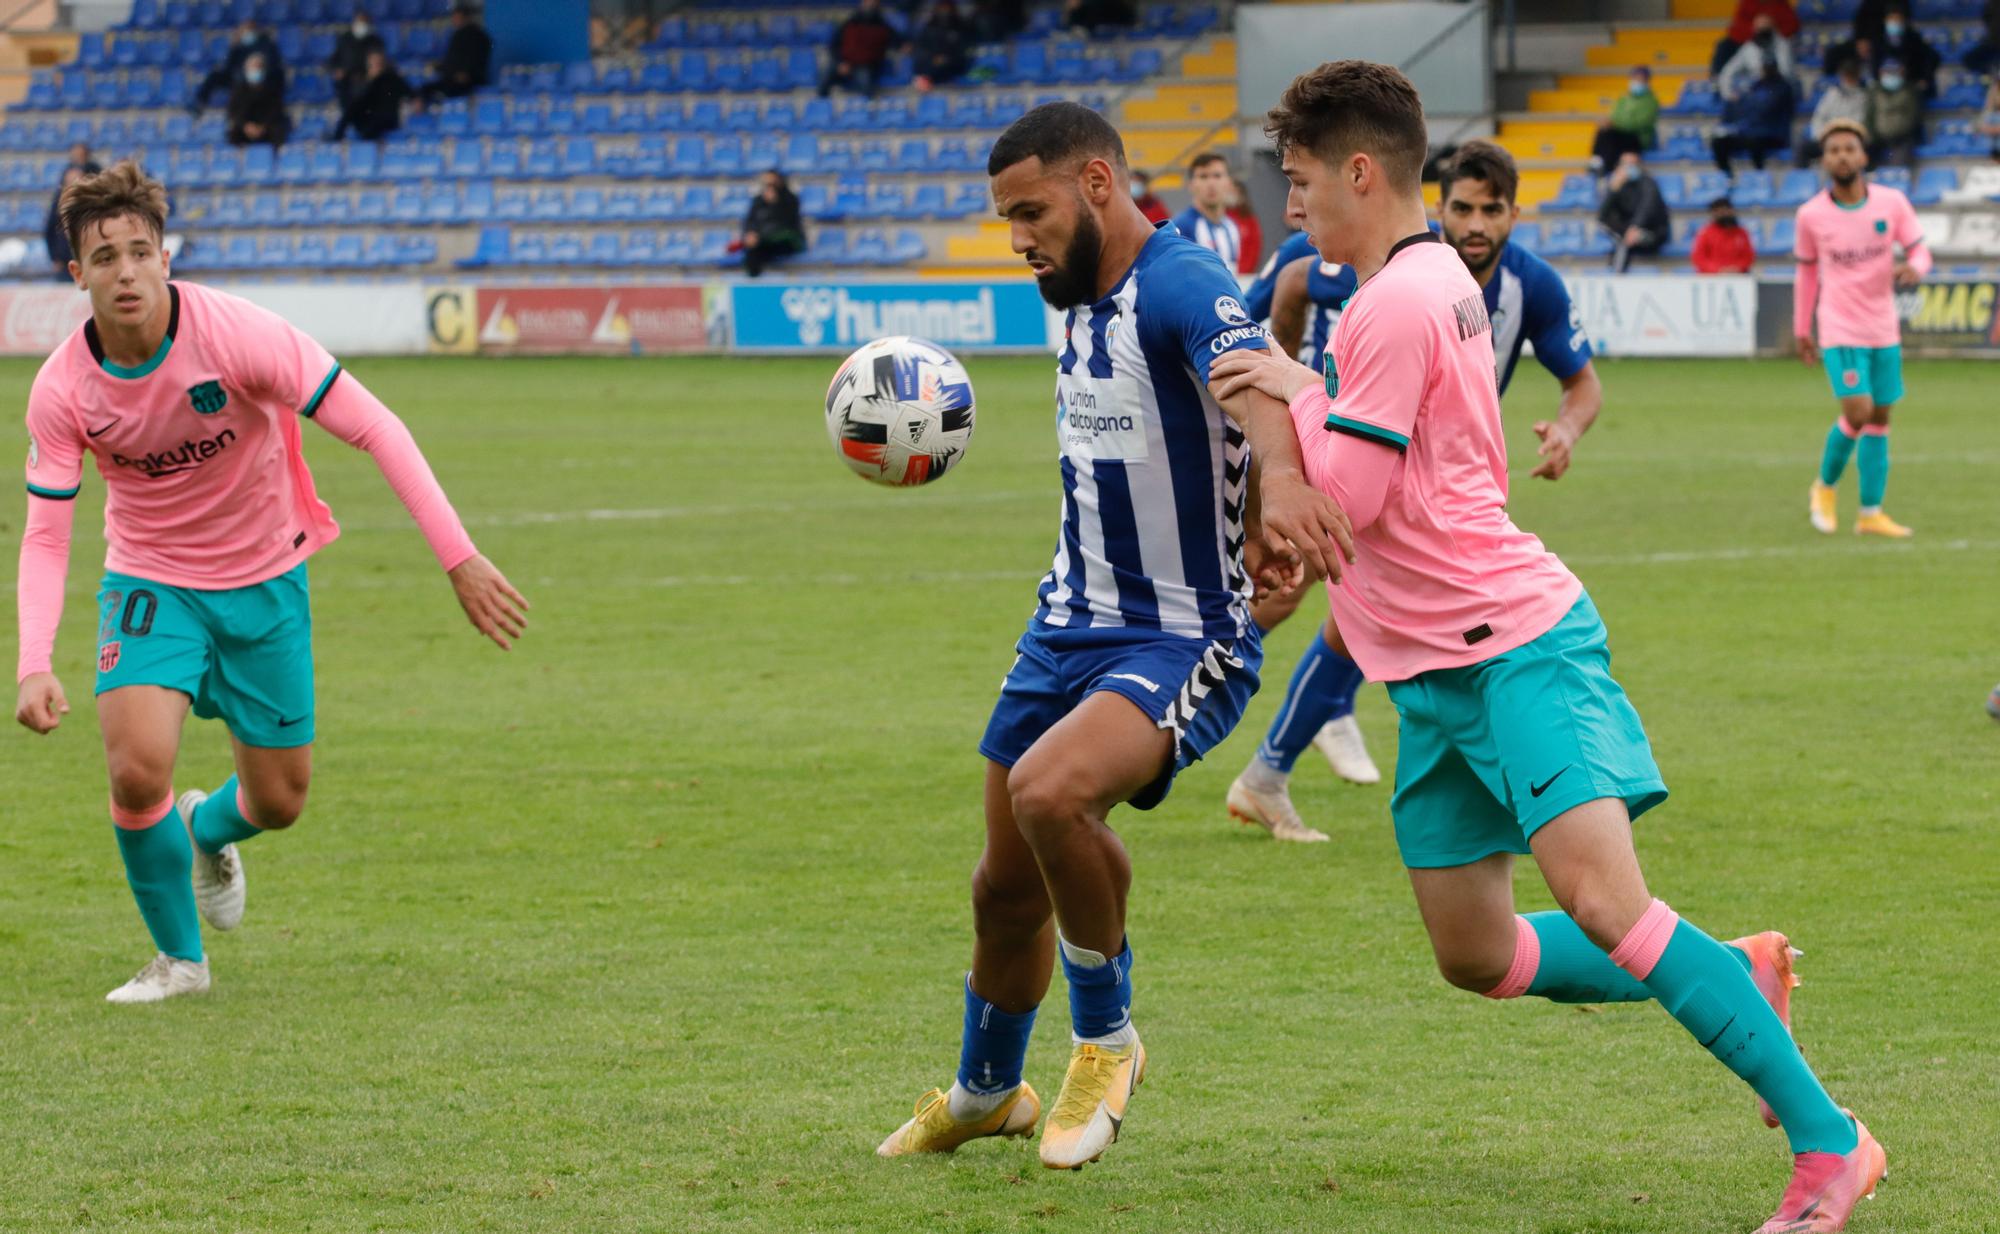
[1, 353, 1995, 1233]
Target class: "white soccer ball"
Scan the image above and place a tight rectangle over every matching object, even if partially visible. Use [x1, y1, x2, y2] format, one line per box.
[824, 336, 976, 487]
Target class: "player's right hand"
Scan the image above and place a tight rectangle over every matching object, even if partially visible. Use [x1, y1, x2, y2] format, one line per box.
[15, 672, 69, 734]
[448, 554, 531, 651]
[1257, 471, 1355, 586]
[1795, 336, 1820, 366]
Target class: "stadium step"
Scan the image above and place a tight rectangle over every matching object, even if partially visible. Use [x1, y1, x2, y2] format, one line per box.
[1515, 169, 1569, 212]
[1671, 0, 1736, 19]
[1181, 37, 1235, 78]
[1531, 73, 1697, 112]
[945, 220, 1017, 264]
[1496, 119, 1597, 161]
[1583, 25, 1717, 69]
[1121, 84, 1238, 125]
[1123, 126, 1225, 173]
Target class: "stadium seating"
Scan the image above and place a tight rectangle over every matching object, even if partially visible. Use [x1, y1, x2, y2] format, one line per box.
[0, 1, 1223, 275]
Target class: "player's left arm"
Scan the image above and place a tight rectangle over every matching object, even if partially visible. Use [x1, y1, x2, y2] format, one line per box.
[1148, 255, 1352, 583]
[1267, 260, 1313, 361]
[1525, 273, 1600, 481]
[309, 374, 529, 651]
[1892, 196, 1932, 287]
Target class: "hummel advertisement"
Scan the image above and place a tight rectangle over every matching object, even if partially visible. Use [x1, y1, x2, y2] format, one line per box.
[731, 281, 1053, 352]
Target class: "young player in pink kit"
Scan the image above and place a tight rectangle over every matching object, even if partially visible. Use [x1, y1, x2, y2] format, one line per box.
[15, 163, 529, 1003]
[1209, 63, 1887, 1232]
[1795, 120, 1931, 538]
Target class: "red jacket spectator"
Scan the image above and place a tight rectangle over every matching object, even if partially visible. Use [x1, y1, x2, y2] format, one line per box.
[1130, 171, 1170, 224]
[1228, 204, 1262, 273]
[1691, 218, 1756, 273]
[1727, 0, 1799, 44]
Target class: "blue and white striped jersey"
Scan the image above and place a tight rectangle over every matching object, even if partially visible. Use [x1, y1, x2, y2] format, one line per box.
[1034, 223, 1266, 641]
[1242, 231, 1354, 364]
[1485, 239, 1591, 395]
[1171, 207, 1241, 273]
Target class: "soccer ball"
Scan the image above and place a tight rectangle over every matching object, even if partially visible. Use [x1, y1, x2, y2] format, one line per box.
[824, 336, 975, 487]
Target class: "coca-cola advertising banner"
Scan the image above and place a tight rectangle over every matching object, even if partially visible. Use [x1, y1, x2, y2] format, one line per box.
[473, 285, 712, 354]
[0, 285, 92, 354]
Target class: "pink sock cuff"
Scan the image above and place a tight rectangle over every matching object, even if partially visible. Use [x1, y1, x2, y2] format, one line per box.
[109, 793, 176, 830]
[1859, 424, 1889, 437]
[1608, 898, 1680, 981]
[236, 782, 256, 823]
[1834, 419, 1861, 438]
[1483, 915, 1541, 1000]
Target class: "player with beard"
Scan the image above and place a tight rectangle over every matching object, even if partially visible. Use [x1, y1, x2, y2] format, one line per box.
[1796, 120, 1930, 538]
[876, 102, 1354, 1170]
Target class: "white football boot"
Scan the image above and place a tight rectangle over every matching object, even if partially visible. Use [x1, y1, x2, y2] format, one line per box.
[1312, 714, 1382, 785]
[105, 952, 211, 1004]
[179, 789, 246, 931]
[1226, 775, 1330, 843]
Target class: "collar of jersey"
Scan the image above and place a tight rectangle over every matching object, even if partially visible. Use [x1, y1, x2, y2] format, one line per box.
[87, 283, 179, 380]
[1831, 186, 1870, 211]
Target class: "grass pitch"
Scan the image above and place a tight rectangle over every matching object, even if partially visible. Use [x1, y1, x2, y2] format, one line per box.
[1, 353, 1995, 1233]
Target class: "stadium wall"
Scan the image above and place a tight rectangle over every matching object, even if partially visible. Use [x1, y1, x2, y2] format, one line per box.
[5, 275, 1994, 359]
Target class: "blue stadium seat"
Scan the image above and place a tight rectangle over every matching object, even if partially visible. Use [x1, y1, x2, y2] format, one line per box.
[346, 142, 380, 180]
[219, 234, 257, 268]
[680, 184, 718, 220]
[603, 189, 641, 220]
[352, 189, 388, 223]
[949, 182, 989, 216]
[1911, 166, 1958, 206]
[781, 134, 820, 175]
[624, 230, 662, 264]
[494, 187, 530, 219]
[640, 187, 679, 220]
[798, 182, 834, 220]
[850, 228, 892, 265]
[254, 235, 292, 269]
[282, 195, 316, 227]
[570, 187, 605, 221]
[275, 145, 309, 184]
[670, 136, 706, 176]
[529, 187, 567, 220]
[1731, 170, 1775, 207]
[461, 179, 494, 221]
[586, 232, 621, 265]
[1767, 217, 1796, 253]
[548, 232, 586, 265]
[1774, 169, 1819, 208]
[294, 232, 330, 267]
[319, 191, 352, 223]
[511, 232, 546, 264]
[709, 137, 745, 176]
[522, 140, 560, 178]
[561, 138, 597, 176]
[891, 229, 928, 262]
[614, 102, 651, 132]
[390, 186, 424, 222]
[579, 102, 614, 134]
[906, 184, 947, 219]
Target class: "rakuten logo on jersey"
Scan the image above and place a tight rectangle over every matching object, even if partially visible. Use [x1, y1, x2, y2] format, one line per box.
[111, 428, 237, 478]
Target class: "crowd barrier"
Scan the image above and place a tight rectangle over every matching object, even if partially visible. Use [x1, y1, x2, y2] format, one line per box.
[2, 273, 1993, 359]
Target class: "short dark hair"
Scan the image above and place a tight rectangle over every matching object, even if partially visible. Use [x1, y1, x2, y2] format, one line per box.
[1266, 59, 1428, 192]
[986, 101, 1126, 178]
[1821, 118, 1869, 144]
[1188, 151, 1229, 175]
[1708, 195, 1733, 210]
[60, 159, 168, 258]
[1437, 140, 1519, 207]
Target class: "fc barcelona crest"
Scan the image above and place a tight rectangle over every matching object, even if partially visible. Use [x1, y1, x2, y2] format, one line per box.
[1322, 351, 1339, 399]
[98, 640, 121, 673]
[187, 380, 228, 415]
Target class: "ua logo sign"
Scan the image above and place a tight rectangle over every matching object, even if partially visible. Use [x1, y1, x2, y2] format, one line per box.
[187, 380, 228, 415]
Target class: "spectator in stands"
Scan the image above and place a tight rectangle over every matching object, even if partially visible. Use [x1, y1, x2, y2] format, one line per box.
[1867, 59, 1924, 165]
[1982, 75, 2000, 158]
[819, 0, 900, 99]
[1130, 169, 1169, 224]
[333, 48, 412, 141]
[191, 17, 283, 114]
[1799, 57, 1868, 166]
[1851, 0, 1891, 51]
[330, 9, 387, 113]
[1965, 0, 2000, 77]
[1597, 151, 1669, 271]
[44, 164, 87, 280]
[1227, 175, 1263, 273]
[1691, 195, 1757, 272]
[1713, 57, 1797, 173]
[1590, 65, 1660, 176]
[1064, 0, 1137, 33]
[1174, 151, 1243, 268]
[65, 142, 102, 176]
[971, 0, 1028, 40]
[226, 52, 291, 147]
[1874, 3, 1939, 101]
[1712, 0, 1798, 77]
[734, 170, 807, 277]
[1718, 14, 1794, 104]
[420, 3, 494, 106]
[912, 1, 971, 92]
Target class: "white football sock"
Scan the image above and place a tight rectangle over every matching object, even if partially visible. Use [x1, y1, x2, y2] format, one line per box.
[947, 1080, 1016, 1121]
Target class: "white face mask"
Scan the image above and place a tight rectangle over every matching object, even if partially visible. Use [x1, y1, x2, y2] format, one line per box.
[1884, 21, 1904, 38]
[1628, 79, 1646, 94]
[353, 20, 371, 36]
[1130, 182, 1146, 200]
[1881, 73, 1905, 90]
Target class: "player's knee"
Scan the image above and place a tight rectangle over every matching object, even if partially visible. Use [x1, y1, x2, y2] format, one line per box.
[1432, 945, 1510, 994]
[105, 752, 175, 811]
[244, 784, 307, 829]
[1005, 768, 1083, 839]
[1558, 890, 1632, 953]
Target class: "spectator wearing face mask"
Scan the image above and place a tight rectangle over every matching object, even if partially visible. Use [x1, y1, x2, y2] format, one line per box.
[1866, 59, 1923, 165]
[1591, 66, 1660, 175]
[732, 169, 807, 277]
[1871, 3, 1938, 100]
[1597, 151, 1670, 272]
[1129, 169, 1169, 224]
[1718, 14, 1794, 103]
[332, 47, 412, 141]
[191, 19, 283, 114]
[1714, 55, 1797, 173]
[1691, 196, 1756, 273]
[1801, 57, 1869, 165]
[227, 52, 291, 146]
[912, 1, 970, 92]
[1712, 0, 1798, 76]
[330, 8, 387, 113]
[419, 3, 494, 106]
